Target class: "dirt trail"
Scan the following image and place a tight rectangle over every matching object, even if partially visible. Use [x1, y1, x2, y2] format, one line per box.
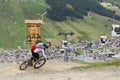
[0, 61, 120, 80]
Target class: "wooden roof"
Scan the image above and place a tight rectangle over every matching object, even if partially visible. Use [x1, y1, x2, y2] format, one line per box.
[25, 20, 43, 24]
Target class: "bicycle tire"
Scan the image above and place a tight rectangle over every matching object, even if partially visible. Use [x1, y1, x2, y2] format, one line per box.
[19, 61, 29, 70]
[34, 58, 46, 69]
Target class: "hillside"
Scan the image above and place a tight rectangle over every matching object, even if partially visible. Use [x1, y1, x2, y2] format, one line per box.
[46, 0, 120, 21]
[106, 0, 120, 5]
[0, 0, 120, 48]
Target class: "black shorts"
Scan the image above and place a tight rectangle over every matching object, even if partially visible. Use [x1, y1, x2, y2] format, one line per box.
[31, 49, 39, 59]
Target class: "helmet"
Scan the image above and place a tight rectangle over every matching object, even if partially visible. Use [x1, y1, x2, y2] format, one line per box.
[44, 42, 51, 48]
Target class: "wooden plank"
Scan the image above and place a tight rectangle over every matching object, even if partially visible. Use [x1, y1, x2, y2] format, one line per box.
[25, 20, 43, 24]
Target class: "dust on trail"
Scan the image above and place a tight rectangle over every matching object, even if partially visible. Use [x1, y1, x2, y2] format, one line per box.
[0, 61, 120, 80]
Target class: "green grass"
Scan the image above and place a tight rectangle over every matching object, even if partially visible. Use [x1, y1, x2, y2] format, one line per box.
[0, 0, 120, 48]
[106, 0, 120, 5]
[72, 59, 120, 69]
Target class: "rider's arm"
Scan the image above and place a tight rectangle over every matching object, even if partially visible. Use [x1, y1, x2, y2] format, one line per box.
[39, 48, 47, 59]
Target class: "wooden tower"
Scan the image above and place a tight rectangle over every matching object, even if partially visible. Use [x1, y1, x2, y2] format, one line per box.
[25, 20, 43, 45]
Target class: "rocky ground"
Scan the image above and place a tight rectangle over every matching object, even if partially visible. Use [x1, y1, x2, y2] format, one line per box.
[0, 61, 120, 80]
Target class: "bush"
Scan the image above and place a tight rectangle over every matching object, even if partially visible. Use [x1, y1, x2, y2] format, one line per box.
[75, 49, 83, 55]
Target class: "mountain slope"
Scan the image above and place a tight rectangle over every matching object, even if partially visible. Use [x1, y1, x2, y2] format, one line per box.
[106, 0, 120, 5]
[0, 0, 120, 48]
[46, 0, 120, 21]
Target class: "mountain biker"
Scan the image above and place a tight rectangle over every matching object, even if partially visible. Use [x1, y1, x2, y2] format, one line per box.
[30, 41, 51, 66]
[31, 41, 51, 60]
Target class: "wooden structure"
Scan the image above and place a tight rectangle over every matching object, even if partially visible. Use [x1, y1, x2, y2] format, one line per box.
[25, 20, 43, 45]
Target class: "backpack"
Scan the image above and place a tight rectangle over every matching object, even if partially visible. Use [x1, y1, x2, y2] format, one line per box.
[31, 44, 36, 51]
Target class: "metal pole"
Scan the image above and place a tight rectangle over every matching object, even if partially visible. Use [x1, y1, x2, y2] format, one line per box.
[64, 47, 68, 62]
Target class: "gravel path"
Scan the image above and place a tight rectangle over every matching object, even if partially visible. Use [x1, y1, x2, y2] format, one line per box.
[0, 61, 120, 80]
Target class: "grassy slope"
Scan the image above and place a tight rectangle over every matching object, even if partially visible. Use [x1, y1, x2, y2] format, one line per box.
[106, 0, 120, 5]
[72, 59, 120, 69]
[0, 0, 120, 49]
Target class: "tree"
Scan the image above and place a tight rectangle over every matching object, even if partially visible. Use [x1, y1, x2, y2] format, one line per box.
[46, 0, 120, 21]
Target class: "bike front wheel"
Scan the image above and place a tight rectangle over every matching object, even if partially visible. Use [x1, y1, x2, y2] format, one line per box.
[34, 59, 46, 69]
[19, 61, 29, 70]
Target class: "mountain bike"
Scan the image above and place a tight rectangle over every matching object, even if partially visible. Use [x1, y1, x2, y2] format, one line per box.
[19, 55, 46, 70]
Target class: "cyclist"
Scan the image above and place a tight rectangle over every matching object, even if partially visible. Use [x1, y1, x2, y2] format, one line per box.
[31, 41, 51, 60]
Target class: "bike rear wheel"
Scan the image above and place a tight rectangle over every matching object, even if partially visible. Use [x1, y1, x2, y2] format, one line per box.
[19, 61, 29, 70]
[34, 58, 46, 69]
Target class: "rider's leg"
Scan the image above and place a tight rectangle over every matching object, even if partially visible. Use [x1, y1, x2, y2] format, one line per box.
[30, 50, 35, 66]
[33, 53, 39, 60]
[31, 50, 39, 65]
